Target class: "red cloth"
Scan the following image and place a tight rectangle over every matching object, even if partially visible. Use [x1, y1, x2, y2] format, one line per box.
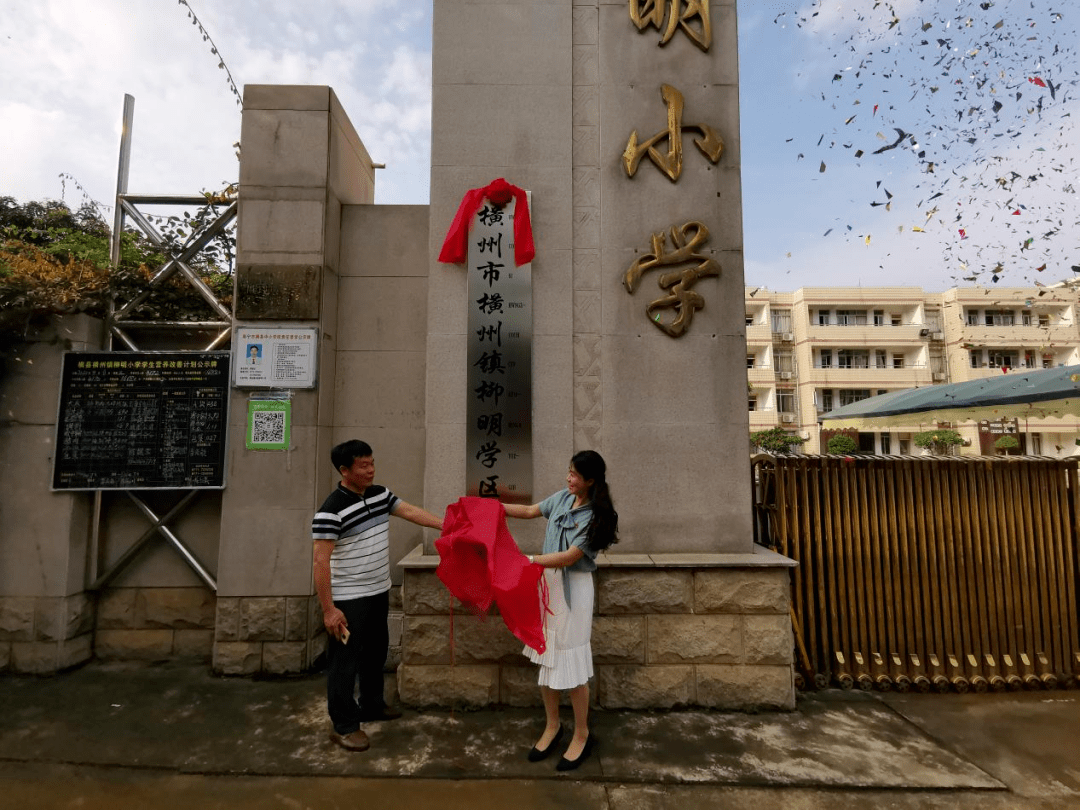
[435, 497, 546, 654]
[437, 178, 535, 267]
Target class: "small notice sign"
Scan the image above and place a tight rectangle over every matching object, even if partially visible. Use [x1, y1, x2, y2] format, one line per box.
[246, 400, 291, 450]
[234, 327, 318, 388]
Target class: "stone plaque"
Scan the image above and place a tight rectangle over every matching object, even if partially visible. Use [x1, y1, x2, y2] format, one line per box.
[235, 264, 321, 320]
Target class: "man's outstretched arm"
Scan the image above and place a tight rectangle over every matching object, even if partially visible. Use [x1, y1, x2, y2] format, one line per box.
[392, 500, 444, 530]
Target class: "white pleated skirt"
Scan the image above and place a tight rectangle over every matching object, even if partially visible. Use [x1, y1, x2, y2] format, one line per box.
[525, 568, 594, 690]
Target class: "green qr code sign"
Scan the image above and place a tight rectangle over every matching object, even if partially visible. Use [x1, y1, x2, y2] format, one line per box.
[247, 400, 291, 450]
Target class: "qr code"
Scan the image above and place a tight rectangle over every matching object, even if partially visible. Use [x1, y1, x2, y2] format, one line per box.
[252, 411, 285, 444]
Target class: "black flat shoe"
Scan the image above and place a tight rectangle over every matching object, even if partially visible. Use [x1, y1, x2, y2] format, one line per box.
[556, 734, 594, 772]
[527, 724, 565, 762]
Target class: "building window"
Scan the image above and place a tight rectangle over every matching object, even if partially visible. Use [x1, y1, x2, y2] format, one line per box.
[1030, 433, 1042, 455]
[891, 314, 902, 326]
[877, 390, 888, 397]
[817, 310, 830, 326]
[777, 389, 796, 414]
[819, 349, 832, 368]
[988, 351, 1018, 369]
[1039, 314, 1051, 327]
[970, 350, 982, 368]
[818, 389, 834, 413]
[840, 389, 871, 406]
[771, 309, 792, 333]
[966, 310, 980, 326]
[836, 309, 868, 326]
[838, 349, 869, 369]
[880, 433, 892, 454]
[745, 314, 755, 326]
[984, 310, 1014, 326]
[1022, 312, 1032, 326]
[775, 351, 794, 374]
[898, 439, 911, 454]
[1043, 354, 1054, 369]
[875, 350, 887, 369]
[873, 310, 886, 326]
[747, 354, 756, 369]
[892, 353, 905, 369]
[1024, 351, 1036, 369]
[748, 394, 757, 412]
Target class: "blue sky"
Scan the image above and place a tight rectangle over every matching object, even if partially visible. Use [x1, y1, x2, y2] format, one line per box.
[738, 0, 1078, 292]
[1, 0, 1075, 293]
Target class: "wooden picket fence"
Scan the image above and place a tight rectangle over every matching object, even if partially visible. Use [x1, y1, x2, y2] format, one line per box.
[752, 454, 1080, 692]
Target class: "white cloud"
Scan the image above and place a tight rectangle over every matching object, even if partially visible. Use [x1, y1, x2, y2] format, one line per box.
[0, 0, 433, 208]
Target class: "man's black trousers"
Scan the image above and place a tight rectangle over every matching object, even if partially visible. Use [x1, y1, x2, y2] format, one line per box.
[326, 590, 390, 735]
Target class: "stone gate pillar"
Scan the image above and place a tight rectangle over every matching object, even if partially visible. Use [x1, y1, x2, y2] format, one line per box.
[402, 0, 795, 710]
[213, 85, 376, 674]
[0, 315, 102, 672]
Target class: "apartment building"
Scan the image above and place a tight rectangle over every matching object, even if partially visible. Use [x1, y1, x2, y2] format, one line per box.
[746, 285, 1080, 456]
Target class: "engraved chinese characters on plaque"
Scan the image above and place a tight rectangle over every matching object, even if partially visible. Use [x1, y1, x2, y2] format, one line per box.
[466, 197, 533, 504]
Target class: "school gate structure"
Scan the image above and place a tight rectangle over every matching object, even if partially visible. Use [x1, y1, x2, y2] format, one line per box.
[0, 1, 796, 710]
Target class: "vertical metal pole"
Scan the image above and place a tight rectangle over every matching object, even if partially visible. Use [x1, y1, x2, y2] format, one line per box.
[90, 94, 134, 589]
[110, 94, 135, 272]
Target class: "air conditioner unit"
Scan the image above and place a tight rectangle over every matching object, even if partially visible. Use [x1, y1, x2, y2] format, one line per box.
[781, 414, 796, 424]
[782, 332, 794, 342]
[932, 372, 945, 381]
[779, 371, 793, 380]
[931, 332, 944, 341]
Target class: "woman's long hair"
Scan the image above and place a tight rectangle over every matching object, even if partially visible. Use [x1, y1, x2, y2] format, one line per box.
[571, 450, 619, 552]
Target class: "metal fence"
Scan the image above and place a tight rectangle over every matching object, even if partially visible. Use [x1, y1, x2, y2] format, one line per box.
[752, 454, 1080, 692]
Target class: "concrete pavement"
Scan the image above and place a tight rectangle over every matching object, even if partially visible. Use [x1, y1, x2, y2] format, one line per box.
[0, 661, 1077, 808]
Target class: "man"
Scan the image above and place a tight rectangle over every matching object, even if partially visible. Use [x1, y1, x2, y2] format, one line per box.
[312, 439, 443, 752]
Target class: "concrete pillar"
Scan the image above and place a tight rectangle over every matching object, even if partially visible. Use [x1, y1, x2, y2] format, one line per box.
[0, 315, 101, 672]
[214, 85, 375, 674]
[425, 1, 576, 552]
[425, 1, 753, 553]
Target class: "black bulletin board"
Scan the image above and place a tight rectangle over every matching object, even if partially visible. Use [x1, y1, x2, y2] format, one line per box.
[52, 352, 231, 490]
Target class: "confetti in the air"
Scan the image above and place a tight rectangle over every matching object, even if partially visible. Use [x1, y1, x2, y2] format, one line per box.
[772, 0, 1078, 287]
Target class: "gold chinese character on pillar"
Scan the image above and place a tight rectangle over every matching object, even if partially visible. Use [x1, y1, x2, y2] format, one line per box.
[624, 221, 720, 338]
[629, 0, 712, 51]
[623, 84, 723, 182]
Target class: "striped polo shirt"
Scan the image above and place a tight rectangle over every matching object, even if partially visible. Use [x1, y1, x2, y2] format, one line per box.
[312, 484, 400, 601]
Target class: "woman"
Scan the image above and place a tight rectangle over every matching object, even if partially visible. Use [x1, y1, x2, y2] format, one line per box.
[503, 450, 618, 771]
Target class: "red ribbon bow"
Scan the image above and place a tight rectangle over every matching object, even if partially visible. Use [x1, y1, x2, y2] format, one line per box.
[437, 178, 535, 267]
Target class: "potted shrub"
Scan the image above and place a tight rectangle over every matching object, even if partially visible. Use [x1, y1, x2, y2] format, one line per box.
[994, 434, 1020, 455]
[913, 429, 965, 455]
[826, 434, 859, 455]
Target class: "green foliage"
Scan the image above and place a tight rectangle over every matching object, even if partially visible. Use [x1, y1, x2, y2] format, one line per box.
[751, 426, 807, 454]
[1, 196, 156, 269]
[913, 429, 965, 455]
[826, 434, 859, 454]
[994, 434, 1020, 452]
[0, 196, 233, 351]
